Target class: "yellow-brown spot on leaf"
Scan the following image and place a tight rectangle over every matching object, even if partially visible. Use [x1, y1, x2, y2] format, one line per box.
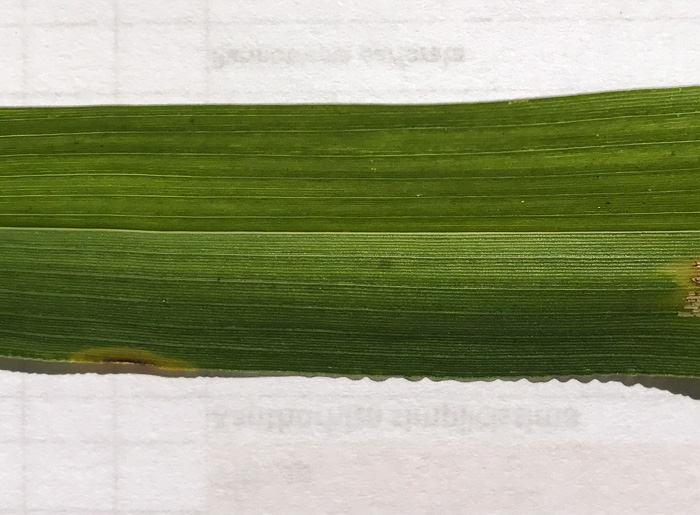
[667, 258, 700, 287]
[70, 347, 193, 370]
[669, 259, 700, 318]
[679, 292, 700, 318]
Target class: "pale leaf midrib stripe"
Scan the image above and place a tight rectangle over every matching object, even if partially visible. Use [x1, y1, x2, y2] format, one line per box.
[2, 226, 699, 234]
[1, 187, 698, 200]
[2, 211, 699, 219]
[2, 165, 698, 182]
[2, 137, 699, 159]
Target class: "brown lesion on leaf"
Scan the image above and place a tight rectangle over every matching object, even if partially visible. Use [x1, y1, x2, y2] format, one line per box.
[677, 259, 700, 318]
[70, 347, 192, 370]
[691, 260, 700, 287]
[679, 291, 700, 318]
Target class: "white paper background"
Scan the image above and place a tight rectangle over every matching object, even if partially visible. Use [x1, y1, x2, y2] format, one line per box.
[1, 0, 700, 513]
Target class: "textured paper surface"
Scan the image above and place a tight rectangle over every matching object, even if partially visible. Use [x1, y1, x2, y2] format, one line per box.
[1, 0, 700, 513]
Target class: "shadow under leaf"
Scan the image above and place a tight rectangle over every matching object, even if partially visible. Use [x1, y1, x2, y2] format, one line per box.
[1, 356, 699, 400]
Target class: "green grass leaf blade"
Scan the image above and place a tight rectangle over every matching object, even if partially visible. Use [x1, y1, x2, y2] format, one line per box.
[0, 86, 698, 377]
